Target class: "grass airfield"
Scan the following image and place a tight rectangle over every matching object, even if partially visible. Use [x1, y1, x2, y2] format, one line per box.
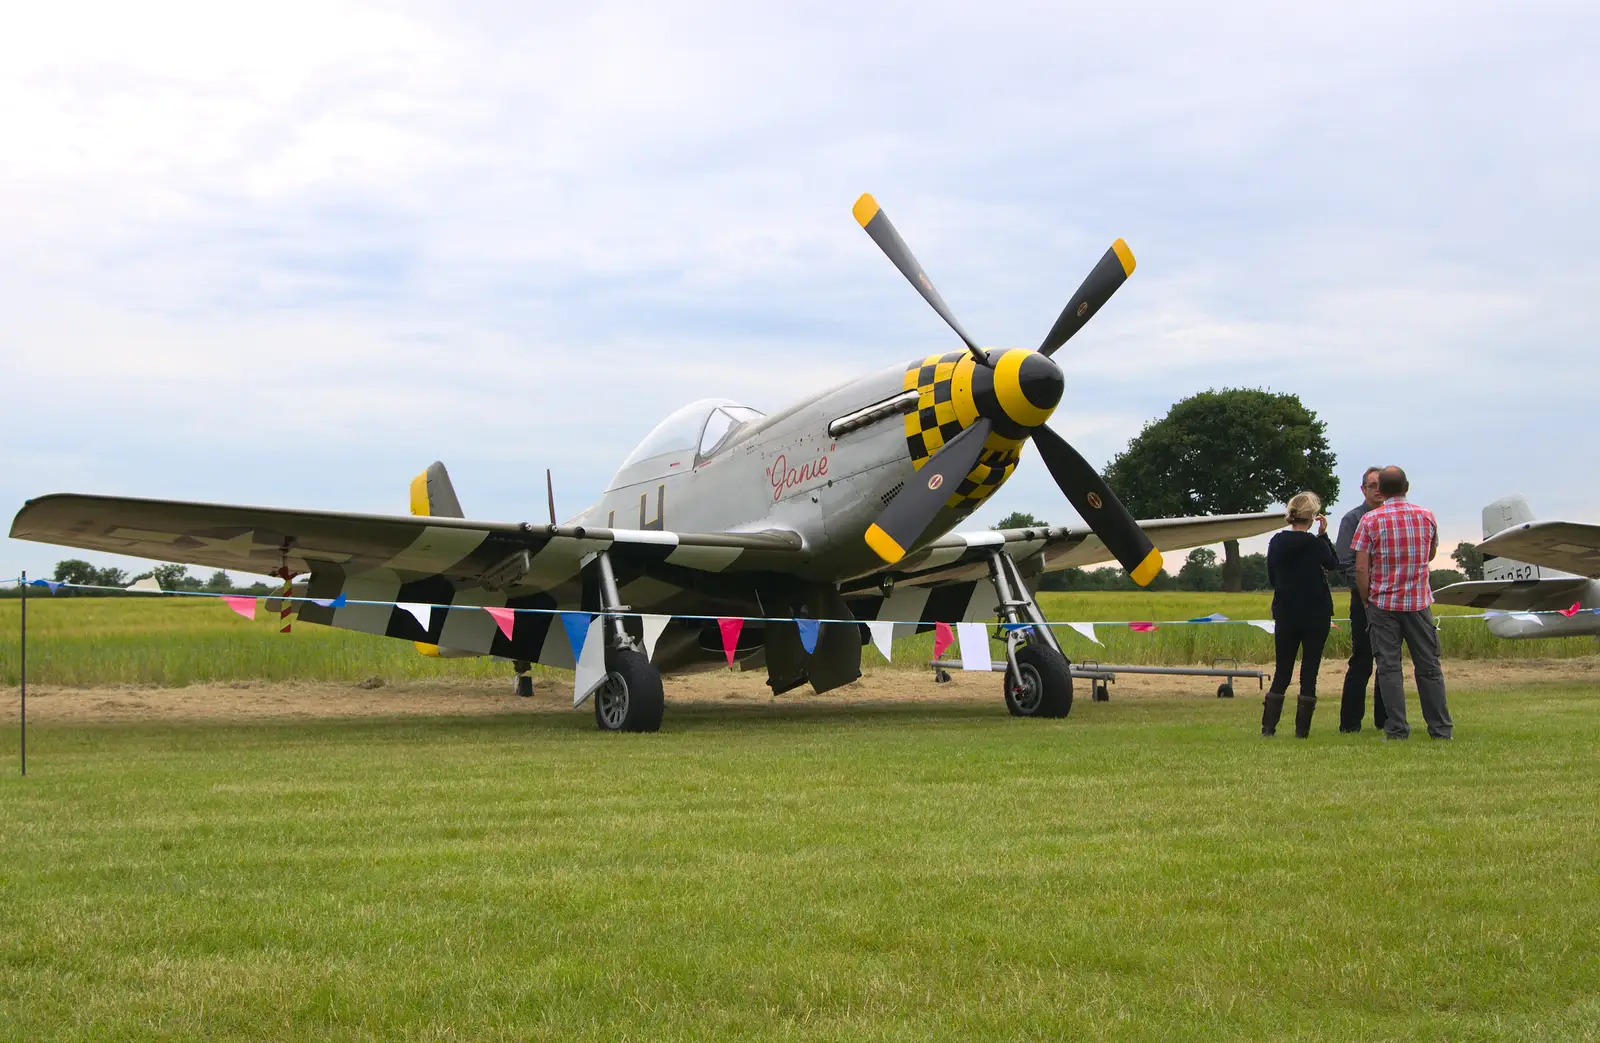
[3, 670, 1599, 1039]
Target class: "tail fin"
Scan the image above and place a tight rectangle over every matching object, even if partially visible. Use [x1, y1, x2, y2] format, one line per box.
[1483, 495, 1541, 582]
[408, 461, 462, 656]
[409, 461, 464, 518]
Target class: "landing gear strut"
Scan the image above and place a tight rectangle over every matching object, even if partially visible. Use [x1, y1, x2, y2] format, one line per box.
[986, 550, 1072, 718]
[589, 550, 664, 732]
[513, 660, 534, 698]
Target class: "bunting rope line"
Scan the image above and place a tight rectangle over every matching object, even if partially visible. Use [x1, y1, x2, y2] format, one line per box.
[2, 577, 1596, 627]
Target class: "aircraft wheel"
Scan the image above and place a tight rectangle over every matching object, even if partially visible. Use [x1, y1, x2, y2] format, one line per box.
[1093, 681, 1110, 702]
[514, 674, 534, 699]
[594, 649, 665, 733]
[1217, 683, 1235, 699]
[1004, 645, 1073, 719]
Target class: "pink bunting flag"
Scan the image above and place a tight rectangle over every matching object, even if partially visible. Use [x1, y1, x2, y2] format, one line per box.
[933, 621, 955, 659]
[718, 617, 744, 666]
[1128, 621, 1158, 632]
[484, 606, 517, 640]
[222, 596, 256, 621]
[1561, 602, 1582, 618]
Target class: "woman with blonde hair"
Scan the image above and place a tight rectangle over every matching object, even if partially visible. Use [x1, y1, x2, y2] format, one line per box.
[1261, 491, 1339, 737]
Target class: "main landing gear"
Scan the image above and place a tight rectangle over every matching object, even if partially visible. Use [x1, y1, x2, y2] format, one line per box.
[986, 550, 1073, 718]
[589, 549, 664, 733]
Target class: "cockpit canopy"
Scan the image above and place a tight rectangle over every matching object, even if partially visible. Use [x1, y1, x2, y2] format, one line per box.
[608, 398, 766, 489]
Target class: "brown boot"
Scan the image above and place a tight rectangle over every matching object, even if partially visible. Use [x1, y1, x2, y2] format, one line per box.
[1262, 692, 1286, 736]
[1295, 695, 1317, 738]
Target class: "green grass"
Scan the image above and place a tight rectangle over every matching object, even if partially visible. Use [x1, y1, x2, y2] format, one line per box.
[1, 685, 1597, 1039]
[2, 593, 1596, 689]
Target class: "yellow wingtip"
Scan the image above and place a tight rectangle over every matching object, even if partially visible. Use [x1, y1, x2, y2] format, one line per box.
[409, 471, 430, 517]
[1112, 238, 1136, 277]
[852, 193, 881, 228]
[1129, 546, 1163, 587]
[864, 523, 905, 564]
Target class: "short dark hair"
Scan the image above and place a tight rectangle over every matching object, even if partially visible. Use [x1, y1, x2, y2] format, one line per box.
[1362, 466, 1381, 487]
[1378, 466, 1409, 496]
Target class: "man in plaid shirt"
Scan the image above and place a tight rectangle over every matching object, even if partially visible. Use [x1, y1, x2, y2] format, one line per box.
[1351, 466, 1453, 739]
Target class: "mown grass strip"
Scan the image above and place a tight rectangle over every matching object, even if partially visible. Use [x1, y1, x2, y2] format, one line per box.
[0, 686, 1596, 1040]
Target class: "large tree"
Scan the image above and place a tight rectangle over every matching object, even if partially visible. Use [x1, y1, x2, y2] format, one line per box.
[1451, 541, 1485, 581]
[1103, 388, 1338, 591]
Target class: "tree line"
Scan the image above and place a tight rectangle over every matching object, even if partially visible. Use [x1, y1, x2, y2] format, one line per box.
[0, 559, 280, 597]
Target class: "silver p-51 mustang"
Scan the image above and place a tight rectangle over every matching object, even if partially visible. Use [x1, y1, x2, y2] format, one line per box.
[11, 196, 1279, 730]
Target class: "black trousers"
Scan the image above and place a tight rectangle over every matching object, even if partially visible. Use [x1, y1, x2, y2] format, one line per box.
[1340, 591, 1388, 731]
[1270, 615, 1331, 698]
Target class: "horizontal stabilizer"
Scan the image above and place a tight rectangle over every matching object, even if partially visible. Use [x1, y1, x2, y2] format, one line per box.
[1432, 577, 1590, 611]
[1481, 520, 1600, 579]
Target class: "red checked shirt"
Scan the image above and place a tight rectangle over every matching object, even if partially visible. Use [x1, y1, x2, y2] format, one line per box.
[1350, 496, 1438, 612]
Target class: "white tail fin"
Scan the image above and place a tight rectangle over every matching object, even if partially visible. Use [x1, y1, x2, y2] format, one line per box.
[1482, 495, 1541, 582]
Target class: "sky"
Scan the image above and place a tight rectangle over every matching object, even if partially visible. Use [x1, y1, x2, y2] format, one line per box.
[3, 0, 1596, 583]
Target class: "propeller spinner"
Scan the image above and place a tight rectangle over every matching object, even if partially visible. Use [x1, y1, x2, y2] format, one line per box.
[853, 194, 1160, 585]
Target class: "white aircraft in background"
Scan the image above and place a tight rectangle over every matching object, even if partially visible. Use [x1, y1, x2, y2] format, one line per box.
[1434, 495, 1600, 639]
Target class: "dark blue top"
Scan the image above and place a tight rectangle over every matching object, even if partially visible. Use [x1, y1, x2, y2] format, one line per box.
[1267, 529, 1339, 622]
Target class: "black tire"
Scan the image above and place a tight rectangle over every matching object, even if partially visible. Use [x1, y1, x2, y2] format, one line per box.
[514, 674, 534, 698]
[1217, 683, 1234, 699]
[593, 648, 665, 732]
[1004, 645, 1073, 719]
[1093, 681, 1110, 702]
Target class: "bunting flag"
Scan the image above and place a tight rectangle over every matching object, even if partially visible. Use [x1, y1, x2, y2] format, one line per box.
[718, 617, 744, 666]
[397, 602, 433, 632]
[1062, 621, 1100, 645]
[1248, 619, 1275, 635]
[222, 596, 256, 621]
[1509, 612, 1544, 626]
[933, 621, 955, 659]
[561, 612, 592, 662]
[29, 578, 62, 594]
[1000, 622, 1034, 633]
[1561, 602, 1582, 618]
[127, 576, 162, 593]
[866, 620, 895, 663]
[311, 592, 348, 609]
[639, 614, 671, 662]
[1128, 621, 1158, 632]
[1188, 613, 1228, 623]
[572, 615, 608, 708]
[484, 606, 517, 640]
[957, 622, 991, 672]
[796, 618, 821, 655]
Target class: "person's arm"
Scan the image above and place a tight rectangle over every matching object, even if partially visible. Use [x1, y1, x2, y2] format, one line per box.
[1317, 531, 1339, 570]
[1428, 510, 1439, 562]
[1355, 548, 1372, 603]
[1335, 510, 1360, 574]
[1266, 534, 1280, 590]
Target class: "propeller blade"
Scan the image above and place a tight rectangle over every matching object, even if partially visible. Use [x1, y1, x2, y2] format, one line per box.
[1030, 423, 1163, 585]
[1037, 239, 1136, 358]
[864, 419, 993, 564]
[853, 194, 987, 367]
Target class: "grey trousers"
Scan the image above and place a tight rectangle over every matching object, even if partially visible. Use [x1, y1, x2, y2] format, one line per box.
[1366, 605, 1453, 739]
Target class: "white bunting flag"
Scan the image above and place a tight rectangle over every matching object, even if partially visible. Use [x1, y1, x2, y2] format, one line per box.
[397, 602, 433, 631]
[1248, 619, 1275, 635]
[1064, 621, 1100, 646]
[573, 616, 608, 707]
[1509, 612, 1544, 626]
[866, 620, 895, 663]
[639, 614, 671, 661]
[957, 622, 992, 672]
[127, 575, 162, 593]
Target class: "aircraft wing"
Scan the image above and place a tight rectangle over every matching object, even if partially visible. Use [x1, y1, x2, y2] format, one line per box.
[1480, 520, 1600, 579]
[10, 493, 805, 582]
[892, 511, 1284, 580]
[1432, 577, 1591, 611]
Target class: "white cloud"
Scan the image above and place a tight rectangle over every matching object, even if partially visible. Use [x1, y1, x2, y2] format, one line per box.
[4, 0, 1599, 582]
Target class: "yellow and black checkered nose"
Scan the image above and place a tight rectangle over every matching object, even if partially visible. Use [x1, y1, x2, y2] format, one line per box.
[901, 347, 1065, 512]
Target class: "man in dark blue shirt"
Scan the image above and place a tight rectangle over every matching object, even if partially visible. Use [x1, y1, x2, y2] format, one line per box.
[1335, 466, 1386, 732]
